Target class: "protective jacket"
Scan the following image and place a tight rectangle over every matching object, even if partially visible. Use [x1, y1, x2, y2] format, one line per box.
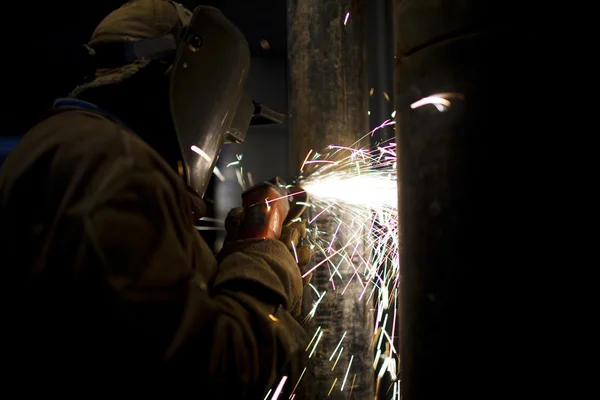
[0, 105, 306, 397]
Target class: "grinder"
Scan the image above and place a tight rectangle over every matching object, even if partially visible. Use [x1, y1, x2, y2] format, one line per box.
[238, 177, 308, 240]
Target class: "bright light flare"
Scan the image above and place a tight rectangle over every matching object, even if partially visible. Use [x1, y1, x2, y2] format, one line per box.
[301, 174, 396, 209]
[292, 127, 401, 399]
[222, 121, 403, 399]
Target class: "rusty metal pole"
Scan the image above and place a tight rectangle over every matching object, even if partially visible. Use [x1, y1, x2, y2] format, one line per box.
[393, 1, 543, 399]
[287, 1, 373, 399]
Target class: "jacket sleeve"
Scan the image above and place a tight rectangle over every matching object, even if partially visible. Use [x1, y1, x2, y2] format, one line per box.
[75, 164, 307, 397]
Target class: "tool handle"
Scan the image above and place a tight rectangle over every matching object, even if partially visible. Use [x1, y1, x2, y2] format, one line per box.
[239, 181, 290, 239]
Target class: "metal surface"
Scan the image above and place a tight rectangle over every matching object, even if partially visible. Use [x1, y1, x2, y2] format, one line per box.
[226, 95, 254, 143]
[251, 102, 287, 125]
[288, 0, 373, 399]
[367, 0, 394, 143]
[393, 1, 542, 399]
[365, 3, 396, 396]
[170, 6, 250, 196]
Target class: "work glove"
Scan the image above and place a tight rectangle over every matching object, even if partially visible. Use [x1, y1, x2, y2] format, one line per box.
[279, 220, 313, 287]
[221, 208, 313, 286]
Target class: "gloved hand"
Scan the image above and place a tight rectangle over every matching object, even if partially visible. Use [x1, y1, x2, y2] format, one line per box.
[222, 208, 313, 286]
[279, 220, 313, 287]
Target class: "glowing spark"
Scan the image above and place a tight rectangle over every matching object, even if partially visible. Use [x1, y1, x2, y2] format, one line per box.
[265, 198, 271, 211]
[383, 328, 397, 354]
[391, 110, 396, 118]
[329, 331, 347, 360]
[291, 241, 299, 263]
[305, 326, 322, 351]
[268, 314, 279, 322]
[332, 347, 344, 370]
[327, 378, 338, 396]
[213, 166, 225, 181]
[190, 145, 211, 162]
[300, 149, 313, 172]
[373, 348, 381, 369]
[308, 291, 326, 318]
[410, 96, 450, 110]
[260, 39, 270, 50]
[308, 203, 335, 224]
[370, 87, 374, 96]
[383, 92, 391, 102]
[266, 191, 306, 205]
[308, 330, 323, 358]
[343, 12, 350, 25]
[410, 93, 463, 111]
[302, 175, 396, 209]
[235, 169, 244, 189]
[227, 161, 240, 167]
[378, 357, 389, 379]
[264, 389, 272, 400]
[302, 240, 355, 278]
[392, 288, 397, 343]
[327, 222, 342, 253]
[271, 376, 287, 400]
[199, 217, 223, 224]
[368, 119, 396, 136]
[290, 368, 306, 398]
[303, 160, 337, 165]
[341, 355, 354, 391]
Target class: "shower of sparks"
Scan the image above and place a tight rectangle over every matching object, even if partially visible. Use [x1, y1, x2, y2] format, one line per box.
[289, 121, 399, 399]
[220, 119, 402, 399]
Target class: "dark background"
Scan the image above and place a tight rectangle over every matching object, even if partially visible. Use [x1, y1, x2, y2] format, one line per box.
[0, 0, 289, 167]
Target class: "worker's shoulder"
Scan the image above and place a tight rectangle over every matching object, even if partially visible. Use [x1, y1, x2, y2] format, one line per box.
[22, 109, 174, 171]
[26, 109, 146, 159]
[1, 109, 177, 197]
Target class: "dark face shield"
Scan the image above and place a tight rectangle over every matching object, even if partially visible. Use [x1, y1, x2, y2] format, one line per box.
[169, 6, 251, 196]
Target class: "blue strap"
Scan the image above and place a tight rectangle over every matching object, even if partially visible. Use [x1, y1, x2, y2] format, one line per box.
[52, 97, 134, 133]
[0, 136, 20, 156]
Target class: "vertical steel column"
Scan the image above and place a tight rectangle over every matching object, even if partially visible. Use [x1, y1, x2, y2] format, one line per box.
[288, 1, 373, 399]
[367, 0, 394, 143]
[393, 1, 542, 399]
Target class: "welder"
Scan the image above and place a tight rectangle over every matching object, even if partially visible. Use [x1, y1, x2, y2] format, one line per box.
[0, 0, 311, 396]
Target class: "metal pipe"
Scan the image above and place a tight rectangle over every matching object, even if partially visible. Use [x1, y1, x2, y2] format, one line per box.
[288, 1, 373, 399]
[367, 0, 394, 143]
[393, 1, 542, 399]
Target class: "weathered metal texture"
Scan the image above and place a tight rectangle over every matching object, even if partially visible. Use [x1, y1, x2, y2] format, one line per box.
[393, 1, 542, 399]
[288, 0, 373, 399]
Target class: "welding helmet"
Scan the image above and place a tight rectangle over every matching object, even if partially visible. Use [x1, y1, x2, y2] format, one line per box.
[85, 0, 283, 196]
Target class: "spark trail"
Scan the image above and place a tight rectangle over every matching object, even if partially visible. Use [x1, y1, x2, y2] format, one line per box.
[219, 119, 400, 399]
[292, 122, 400, 399]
